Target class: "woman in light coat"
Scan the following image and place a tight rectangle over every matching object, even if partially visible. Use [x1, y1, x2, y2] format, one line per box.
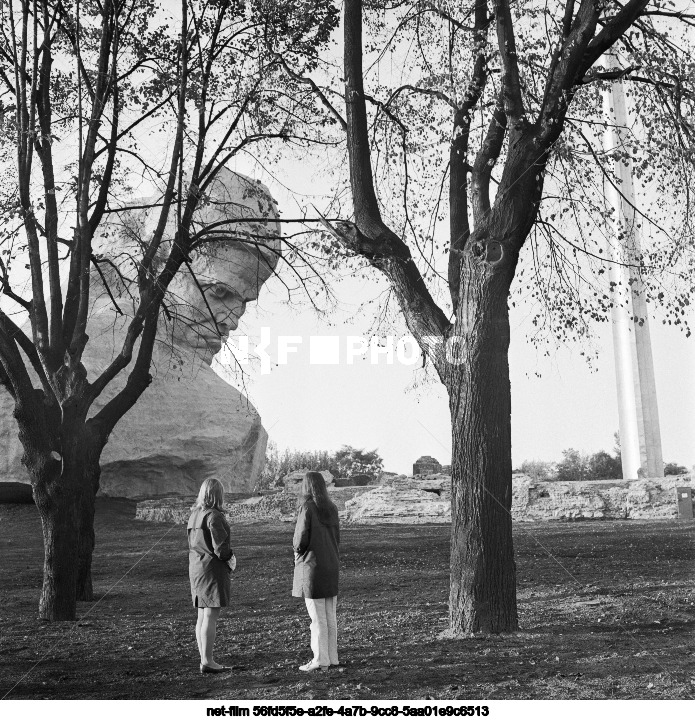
[292, 471, 340, 672]
[188, 477, 234, 673]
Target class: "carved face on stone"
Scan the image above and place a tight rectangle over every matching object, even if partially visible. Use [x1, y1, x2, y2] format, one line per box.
[94, 167, 280, 365]
[168, 240, 274, 363]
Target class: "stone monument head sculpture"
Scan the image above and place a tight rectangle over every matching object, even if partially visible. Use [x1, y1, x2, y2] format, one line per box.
[0, 168, 279, 496]
[92, 167, 281, 365]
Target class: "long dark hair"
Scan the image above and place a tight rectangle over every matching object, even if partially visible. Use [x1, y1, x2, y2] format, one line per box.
[299, 471, 338, 523]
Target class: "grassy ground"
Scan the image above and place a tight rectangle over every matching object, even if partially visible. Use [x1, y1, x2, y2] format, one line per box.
[0, 498, 694, 700]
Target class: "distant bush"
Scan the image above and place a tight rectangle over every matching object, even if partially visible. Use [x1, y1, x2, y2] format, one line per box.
[258, 443, 383, 490]
[521, 436, 689, 482]
[555, 448, 592, 482]
[524, 451, 688, 482]
[587, 450, 622, 480]
[522, 442, 622, 483]
[519, 459, 555, 482]
[663, 462, 689, 476]
[333, 446, 383, 481]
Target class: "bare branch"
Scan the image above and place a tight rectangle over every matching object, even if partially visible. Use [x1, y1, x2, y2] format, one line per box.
[90, 256, 123, 317]
[0, 308, 51, 396]
[492, 0, 525, 120]
[274, 52, 347, 130]
[0, 311, 40, 401]
[338, 0, 452, 362]
[471, 93, 506, 223]
[448, 0, 490, 310]
[580, 0, 650, 76]
[537, 0, 599, 142]
[384, 83, 457, 111]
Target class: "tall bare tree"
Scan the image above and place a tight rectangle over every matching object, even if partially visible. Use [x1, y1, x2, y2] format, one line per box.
[278, 0, 695, 633]
[0, 0, 337, 621]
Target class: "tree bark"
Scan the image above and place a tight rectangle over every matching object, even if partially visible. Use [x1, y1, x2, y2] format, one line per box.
[76, 481, 97, 602]
[35, 482, 81, 621]
[33, 456, 102, 618]
[75, 447, 103, 602]
[17, 389, 104, 620]
[445, 243, 519, 634]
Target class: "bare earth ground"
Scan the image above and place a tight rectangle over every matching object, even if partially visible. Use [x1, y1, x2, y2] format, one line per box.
[0, 498, 694, 700]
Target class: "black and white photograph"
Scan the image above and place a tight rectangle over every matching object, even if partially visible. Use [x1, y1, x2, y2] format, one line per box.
[0, 0, 694, 713]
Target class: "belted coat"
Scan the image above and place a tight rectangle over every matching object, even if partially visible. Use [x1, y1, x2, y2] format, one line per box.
[292, 500, 340, 599]
[187, 507, 233, 608]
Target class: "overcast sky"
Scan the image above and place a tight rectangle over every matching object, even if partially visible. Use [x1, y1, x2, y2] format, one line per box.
[216, 257, 695, 475]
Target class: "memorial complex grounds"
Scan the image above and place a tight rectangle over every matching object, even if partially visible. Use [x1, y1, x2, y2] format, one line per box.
[1, 498, 693, 700]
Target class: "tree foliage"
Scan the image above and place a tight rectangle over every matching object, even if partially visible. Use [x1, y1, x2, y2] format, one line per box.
[281, 1, 695, 344]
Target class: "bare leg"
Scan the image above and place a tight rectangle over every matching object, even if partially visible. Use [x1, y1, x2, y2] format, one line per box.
[196, 608, 204, 660]
[200, 607, 222, 668]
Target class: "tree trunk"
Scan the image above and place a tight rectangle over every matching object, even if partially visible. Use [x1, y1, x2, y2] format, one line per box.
[445, 248, 518, 634]
[76, 454, 102, 601]
[76, 484, 97, 602]
[34, 457, 101, 618]
[35, 482, 81, 621]
[22, 398, 104, 620]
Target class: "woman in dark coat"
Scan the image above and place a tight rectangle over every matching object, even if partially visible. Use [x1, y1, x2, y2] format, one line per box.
[188, 477, 234, 673]
[292, 471, 340, 672]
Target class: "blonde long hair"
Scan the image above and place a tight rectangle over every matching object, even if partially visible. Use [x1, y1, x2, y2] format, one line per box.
[195, 477, 224, 511]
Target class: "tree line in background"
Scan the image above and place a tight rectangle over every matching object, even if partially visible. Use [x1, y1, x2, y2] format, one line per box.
[263, 435, 690, 489]
[520, 434, 689, 482]
[259, 441, 384, 489]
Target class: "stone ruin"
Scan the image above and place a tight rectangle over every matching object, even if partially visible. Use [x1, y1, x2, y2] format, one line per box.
[136, 478, 375, 524]
[279, 469, 335, 488]
[334, 474, 372, 487]
[342, 473, 695, 524]
[0, 168, 280, 499]
[133, 466, 695, 526]
[412, 455, 443, 476]
[277, 469, 373, 488]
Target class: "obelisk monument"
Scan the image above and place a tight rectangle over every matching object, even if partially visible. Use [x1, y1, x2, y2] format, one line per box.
[602, 59, 664, 479]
